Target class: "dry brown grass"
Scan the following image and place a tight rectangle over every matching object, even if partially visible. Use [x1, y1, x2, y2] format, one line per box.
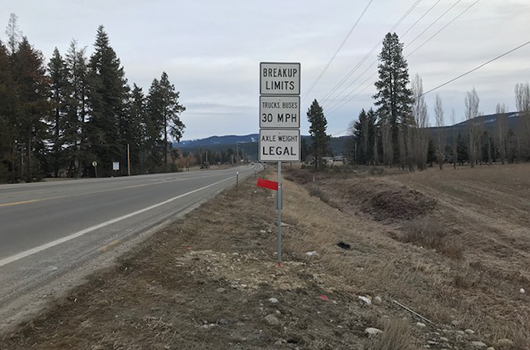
[365, 318, 418, 350]
[285, 163, 530, 349]
[3, 164, 530, 349]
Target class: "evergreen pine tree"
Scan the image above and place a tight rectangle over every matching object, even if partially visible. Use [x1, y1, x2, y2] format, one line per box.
[159, 72, 185, 170]
[48, 47, 68, 177]
[12, 37, 51, 181]
[373, 32, 413, 164]
[127, 84, 147, 173]
[65, 40, 90, 177]
[87, 25, 129, 176]
[0, 41, 17, 181]
[307, 99, 330, 169]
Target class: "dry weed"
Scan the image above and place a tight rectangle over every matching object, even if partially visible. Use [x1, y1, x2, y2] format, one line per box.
[400, 218, 463, 260]
[365, 318, 418, 350]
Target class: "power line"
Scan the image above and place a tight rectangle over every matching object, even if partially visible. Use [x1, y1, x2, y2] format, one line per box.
[401, 0, 443, 39]
[319, 0, 424, 105]
[303, 0, 374, 100]
[407, 0, 482, 57]
[324, 0, 439, 112]
[421, 39, 530, 97]
[404, 0, 464, 50]
[326, 0, 482, 115]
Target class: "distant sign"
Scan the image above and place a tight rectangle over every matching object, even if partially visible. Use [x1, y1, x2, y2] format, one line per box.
[259, 129, 300, 162]
[259, 96, 300, 128]
[92, 161, 97, 167]
[112, 162, 119, 171]
[260, 62, 301, 95]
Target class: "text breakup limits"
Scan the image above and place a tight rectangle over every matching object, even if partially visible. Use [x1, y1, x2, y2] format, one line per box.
[260, 62, 301, 96]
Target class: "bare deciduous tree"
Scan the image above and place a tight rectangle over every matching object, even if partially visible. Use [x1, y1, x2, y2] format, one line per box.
[381, 119, 393, 166]
[514, 83, 530, 161]
[465, 88, 482, 168]
[411, 74, 429, 170]
[451, 109, 458, 169]
[495, 103, 508, 165]
[434, 94, 445, 170]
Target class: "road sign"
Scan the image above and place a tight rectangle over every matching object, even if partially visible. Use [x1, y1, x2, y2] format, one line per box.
[259, 129, 300, 162]
[259, 96, 300, 128]
[260, 62, 301, 95]
[113, 162, 119, 171]
[92, 161, 97, 167]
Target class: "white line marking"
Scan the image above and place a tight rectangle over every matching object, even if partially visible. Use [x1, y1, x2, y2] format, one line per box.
[0, 177, 233, 267]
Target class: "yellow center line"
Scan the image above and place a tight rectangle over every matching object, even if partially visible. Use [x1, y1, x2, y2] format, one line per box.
[0, 199, 42, 207]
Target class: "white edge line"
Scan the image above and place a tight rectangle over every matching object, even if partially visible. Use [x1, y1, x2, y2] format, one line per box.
[0, 177, 233, 268]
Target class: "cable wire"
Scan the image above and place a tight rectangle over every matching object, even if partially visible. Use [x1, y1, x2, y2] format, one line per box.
[319, 0, 424, 105]
[404, 0, 464, 49]
[326, 0, 483, 115]
[420, 39, 530, 96]
[407, 0, 482, 57]
[303, 0, 374, 100]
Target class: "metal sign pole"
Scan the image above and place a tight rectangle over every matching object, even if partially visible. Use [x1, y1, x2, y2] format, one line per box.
[277, 161, 282, 267]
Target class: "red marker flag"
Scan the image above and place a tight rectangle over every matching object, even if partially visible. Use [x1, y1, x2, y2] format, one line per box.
[256, 178, 278, 191]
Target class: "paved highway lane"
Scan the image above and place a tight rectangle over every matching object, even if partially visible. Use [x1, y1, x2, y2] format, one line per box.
[0, 165, 257, 331]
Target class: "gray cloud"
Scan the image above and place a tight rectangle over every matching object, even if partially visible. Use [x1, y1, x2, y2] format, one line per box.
[3, 0, 529, 139]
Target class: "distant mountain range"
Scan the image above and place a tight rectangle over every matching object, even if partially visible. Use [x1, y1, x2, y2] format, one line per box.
[178, 134, 259, 149]
[174, 112, 524, 160]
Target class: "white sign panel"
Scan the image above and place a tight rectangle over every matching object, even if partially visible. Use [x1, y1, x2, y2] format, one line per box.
[259, 129, 300, 162]
[260, 62, 301, 95]
[113, 162, 119, 171]
[260, 96, 300, 128]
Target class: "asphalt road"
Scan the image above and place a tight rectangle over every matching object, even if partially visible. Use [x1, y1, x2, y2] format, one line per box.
[0, 165, 257, 331]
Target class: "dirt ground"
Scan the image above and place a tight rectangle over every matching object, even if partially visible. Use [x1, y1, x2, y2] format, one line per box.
[1, 163, 529, 349]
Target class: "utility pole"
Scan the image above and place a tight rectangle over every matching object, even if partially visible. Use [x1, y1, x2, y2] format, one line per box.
[127, 143, 131, 176]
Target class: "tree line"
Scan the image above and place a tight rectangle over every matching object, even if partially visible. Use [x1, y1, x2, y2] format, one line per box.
[304, 32, 530, 170]
[0, 14, 185, 183]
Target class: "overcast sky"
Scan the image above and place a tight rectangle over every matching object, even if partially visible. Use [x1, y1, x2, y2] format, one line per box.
[2, 0, 530, 140]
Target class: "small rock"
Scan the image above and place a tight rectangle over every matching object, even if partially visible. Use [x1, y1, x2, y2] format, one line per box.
[427, 340, 439, 345]
[456, 330, 466, 336]
[471, 341, 487, 348]
[364, 327, 383, 336]
[268, 298, 279, 304]
[373, 296, 383, 305]
[217, 318, 230, 326]
[465, 329, 475, 334]
[440, 337, 449, 342]
[486, 348, 495, 350]
[264, 314, 280, 326]
[494, 338, 513, 346]
[520, 288, 525, 294]
[216, 288, 226, 293]
[305, 251, 319, 256]
[259, 230, 266, 234]
[358, 296, 372, 306]
[416, 322, 426, 328]
[337, 241, 351, 250]
[451, 320, 461, 326]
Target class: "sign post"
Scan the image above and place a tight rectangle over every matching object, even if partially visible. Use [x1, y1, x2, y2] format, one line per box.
[259, 62, 300, 267]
